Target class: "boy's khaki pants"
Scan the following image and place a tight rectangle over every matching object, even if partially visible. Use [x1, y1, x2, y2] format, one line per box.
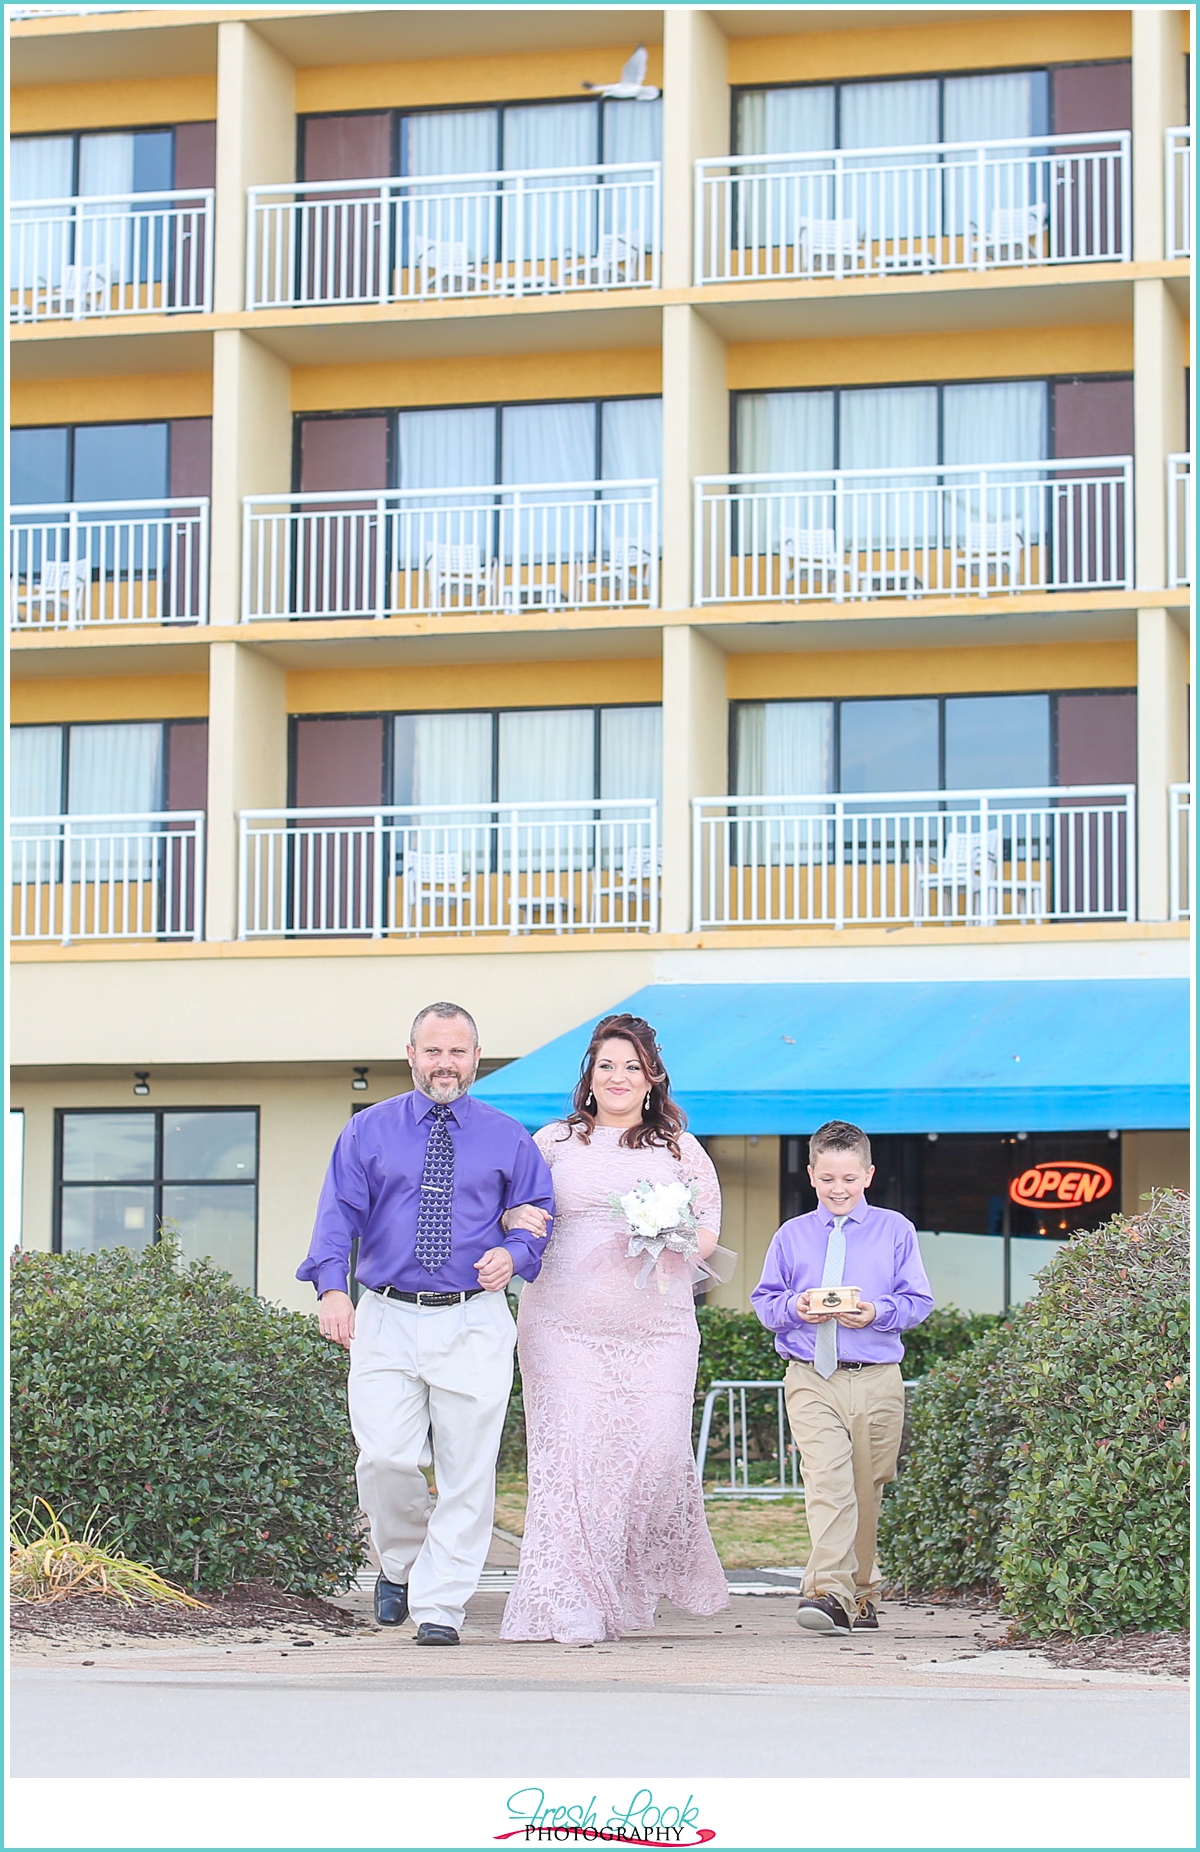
[784, 1360, 906, 1621]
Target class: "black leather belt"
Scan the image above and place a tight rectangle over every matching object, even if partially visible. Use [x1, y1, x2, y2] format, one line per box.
[373, 1286, 484, 1307]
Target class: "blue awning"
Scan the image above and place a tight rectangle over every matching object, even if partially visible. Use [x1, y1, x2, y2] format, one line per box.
[474, 979, 1189, 1134]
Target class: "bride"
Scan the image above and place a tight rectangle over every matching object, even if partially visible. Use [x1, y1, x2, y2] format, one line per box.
[499, 1013, 732, 1645]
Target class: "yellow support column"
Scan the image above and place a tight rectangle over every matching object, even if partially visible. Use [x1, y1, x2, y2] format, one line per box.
[1136, 609, 1190, 921]
[661, 625, 727, 933]
[214, 19, 296, 313]
[661, 6, 728, 290]
[205, 642, 288, 943]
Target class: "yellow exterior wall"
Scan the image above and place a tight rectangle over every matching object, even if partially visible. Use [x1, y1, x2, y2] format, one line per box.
[727, 13, 1131, 87]
[728, 325, 1133, 395]
[1121, 1131, 1191, 1214]
[726, 642, 1139, 702]
[294, 44, 663, 115]
[11, 374, 213, 428]
[705, 1135, 781, 1315]
[287, 657, 662, 716]
[292, 349, 662, 415]
[12, 676, 210, 725]
[12, 75, 218, 133]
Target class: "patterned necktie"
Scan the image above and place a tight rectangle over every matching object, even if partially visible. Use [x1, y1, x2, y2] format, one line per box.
[415, 1104, 455, 1274]
[813, 1216, 847, 1380]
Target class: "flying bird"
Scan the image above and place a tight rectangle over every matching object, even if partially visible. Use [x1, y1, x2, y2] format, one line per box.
[581, 44, 660, 101]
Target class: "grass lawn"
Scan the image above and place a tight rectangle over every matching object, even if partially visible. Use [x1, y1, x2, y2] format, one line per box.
[494, 1473, 810, 1569]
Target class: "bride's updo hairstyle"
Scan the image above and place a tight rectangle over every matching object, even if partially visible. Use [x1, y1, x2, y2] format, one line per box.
[562, 1013, 686, 1157]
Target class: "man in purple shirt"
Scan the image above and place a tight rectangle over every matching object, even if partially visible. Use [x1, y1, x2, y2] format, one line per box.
[298, 1001, 553, 1646]
[752, 1120, 933, 1637]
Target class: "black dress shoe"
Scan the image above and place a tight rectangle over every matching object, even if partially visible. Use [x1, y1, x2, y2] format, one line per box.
[373, 1574, 409, 1626]
[415, 1622, 460, 1646]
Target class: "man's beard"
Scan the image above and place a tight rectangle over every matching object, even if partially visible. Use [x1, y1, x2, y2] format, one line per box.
[412, 1057, 478, 1103]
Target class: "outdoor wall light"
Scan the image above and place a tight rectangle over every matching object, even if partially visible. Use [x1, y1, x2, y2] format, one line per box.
[1107, 1129, 1120, 1140]
[351, 1068, 369, 1091]
[1016, 1131, 1028, 1142]
[926, 1132, 938, 1142]
[133, 1073, 150, 1097]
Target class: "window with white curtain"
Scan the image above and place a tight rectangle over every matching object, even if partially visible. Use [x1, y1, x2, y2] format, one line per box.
[375, 397, 661, 493]
[68, 723, 162, 816]
[735, 702, 834, 797]
[599, 706, 662, 802]
[391, 704, 662, 811]
[736, 392, 835, 478]
[736, 381, 1049, 475]
[11, 728, 65, 842]
[735, 70, 1050, 156]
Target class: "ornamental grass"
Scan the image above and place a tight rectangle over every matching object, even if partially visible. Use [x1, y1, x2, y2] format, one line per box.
[10, 1500, 208, 1610]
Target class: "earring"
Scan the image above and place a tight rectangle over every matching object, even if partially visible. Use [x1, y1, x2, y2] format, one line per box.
[643, 1091, 652, 1112]
[585, 1091, 596, 1111]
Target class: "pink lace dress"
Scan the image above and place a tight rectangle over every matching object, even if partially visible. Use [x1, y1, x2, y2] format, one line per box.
[500, 1123, 730, 1644]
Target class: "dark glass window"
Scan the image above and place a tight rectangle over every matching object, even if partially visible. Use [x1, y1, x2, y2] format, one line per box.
[944, 694, 1051, 790]
[839, 698, 939, 794]
[56, 1108, 258, 1291]
[9, 420, 211, 506]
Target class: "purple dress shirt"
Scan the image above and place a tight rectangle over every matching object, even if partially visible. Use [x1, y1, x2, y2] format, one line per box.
[297, 1090, 555, 1298]
[750, 1197, 934, 1365]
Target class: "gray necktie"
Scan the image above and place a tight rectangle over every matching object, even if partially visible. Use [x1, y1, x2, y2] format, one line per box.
[813, 1216, 847, 1380]
[415, 1104, 455, 1274]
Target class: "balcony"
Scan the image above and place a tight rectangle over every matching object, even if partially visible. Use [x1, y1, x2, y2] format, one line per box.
[695, 131, 1129, 286]
[692, 788, 1135, 931]
[1166, 128, 1191, 260]
[246, 162, 660, 310]
[8, 499, 209, 630]
[693, 458, 1131, 607]
[11, 812, 205, 944]
[237, 800, 659, 938]
[242, 482, 658, 621]
[1170, 785, 1190, 922]
[9, 189, 213, 322]
[1168, 454, 1192, 588]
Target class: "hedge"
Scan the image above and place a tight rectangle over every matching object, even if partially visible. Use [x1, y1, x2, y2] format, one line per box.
[879, 1193, 1190, 1637]
[10, 1241, 367, 1595]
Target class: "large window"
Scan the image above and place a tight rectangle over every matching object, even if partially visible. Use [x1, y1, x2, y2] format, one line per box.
[11, 125, 216, 203]
[10, 419, 212, 507]
[300, 98, 661, 183]
[56, 1109, 258, 1290]
[291, 704, 663, 811]
[732, 690, 1136, 797]
[11, 721, 208, 820]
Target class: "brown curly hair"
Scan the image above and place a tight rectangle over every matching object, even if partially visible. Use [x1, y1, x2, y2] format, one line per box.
[560, 1013, 686, 1158]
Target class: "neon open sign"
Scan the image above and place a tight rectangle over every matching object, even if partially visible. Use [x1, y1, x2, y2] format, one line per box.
[1009, 1162, 1114, 1207]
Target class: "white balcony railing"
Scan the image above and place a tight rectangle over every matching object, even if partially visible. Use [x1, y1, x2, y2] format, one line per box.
[238, 800, 659, 938]
[694, 458, 1131, 606]
[692, 787, 1135, 930]
[11, 812, 205, 944]
[1168, 454, 1192, 588]
[242, 482, 658, 621]
[8, 499, 210, 630]
[247, 162, 660, 309]
[1170, 784, 1191, 922]
[1166, 128, 1191, 259]
[695, 131, 1129, 285]
[10, 190, 214, 322]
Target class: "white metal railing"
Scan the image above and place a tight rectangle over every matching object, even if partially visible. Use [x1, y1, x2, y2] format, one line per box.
[10, 190, 213, 321]
[1169, 784, 1191, 922]
[695, 131, 1129, 285]
[8, 499, 209, 630]
[694, 1381, 801, 1501]
[694, 457, 1132, 605]
[1168, 454, 1192, 588]
[692, 787, 1136, 930]
[242, 482, 658, 621]
[1165, 127, 1191, 259]
[238, 799, 659, 938]
[10, 812, 205, 944]
[247, 161, 660, 309]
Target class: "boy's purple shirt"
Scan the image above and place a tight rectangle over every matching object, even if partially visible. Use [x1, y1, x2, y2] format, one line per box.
[750, 1196, 934, 1364]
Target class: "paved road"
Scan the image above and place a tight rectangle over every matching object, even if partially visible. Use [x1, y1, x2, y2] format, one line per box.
[11, 1670, 1189, 1778]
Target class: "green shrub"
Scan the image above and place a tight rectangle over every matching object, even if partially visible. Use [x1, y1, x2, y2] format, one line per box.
[10, 1241, 367, 1596]
[899, 1306, 1004, 1379]
[999, 1191, 1189, 1636]
[879, 1193, 1191, 1637]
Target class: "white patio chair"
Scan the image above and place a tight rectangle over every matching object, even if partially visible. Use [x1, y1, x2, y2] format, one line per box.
[980, 203, 1048, 264]
[413, 238, 479, 295]
[426, 543, 495, 609]
[915, 828, 1046, 923]
[402, 851, 470, 928]
[573, 538, 655, 604]
[62, 264, 112, 314]
[780, 527, 844, 597]
[566, 233, 643, 288]
[954, 519, 1025, 589]
[797, 217, 863, 272]
[593, 839, 661, 924]
[37, 558, 91, 622]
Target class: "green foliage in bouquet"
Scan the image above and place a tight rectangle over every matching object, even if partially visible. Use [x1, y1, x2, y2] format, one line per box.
[10, 1240, 367, 1595]
[879, 1192, 1190, 1637]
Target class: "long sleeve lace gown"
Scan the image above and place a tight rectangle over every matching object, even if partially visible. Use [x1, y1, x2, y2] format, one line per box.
[500, 1122, 730, 1644]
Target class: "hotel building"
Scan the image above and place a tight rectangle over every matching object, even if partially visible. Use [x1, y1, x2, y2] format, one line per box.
[9, 4, 1192, 1317]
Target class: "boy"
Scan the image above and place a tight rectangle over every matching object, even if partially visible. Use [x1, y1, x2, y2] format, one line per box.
[751, 1121, 933, 1636]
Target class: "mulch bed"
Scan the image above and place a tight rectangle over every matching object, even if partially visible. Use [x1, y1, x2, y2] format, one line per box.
[986, 1627, 1190, 1679]
[10, 1578, 366, 1642]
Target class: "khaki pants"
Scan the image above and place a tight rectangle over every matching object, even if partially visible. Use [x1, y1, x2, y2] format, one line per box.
[784, 1360, 906, 1620]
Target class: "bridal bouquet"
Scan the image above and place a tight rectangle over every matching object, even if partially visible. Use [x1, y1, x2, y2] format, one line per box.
[610, 1179, 699, 1288]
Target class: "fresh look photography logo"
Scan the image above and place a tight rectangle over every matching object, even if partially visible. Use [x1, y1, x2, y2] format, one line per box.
[495, 1788, 715, 1846]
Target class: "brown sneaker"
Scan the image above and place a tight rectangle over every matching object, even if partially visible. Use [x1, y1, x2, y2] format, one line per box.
[853, 1598, 879, 1630]
[796, 1593, 853, 1635]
